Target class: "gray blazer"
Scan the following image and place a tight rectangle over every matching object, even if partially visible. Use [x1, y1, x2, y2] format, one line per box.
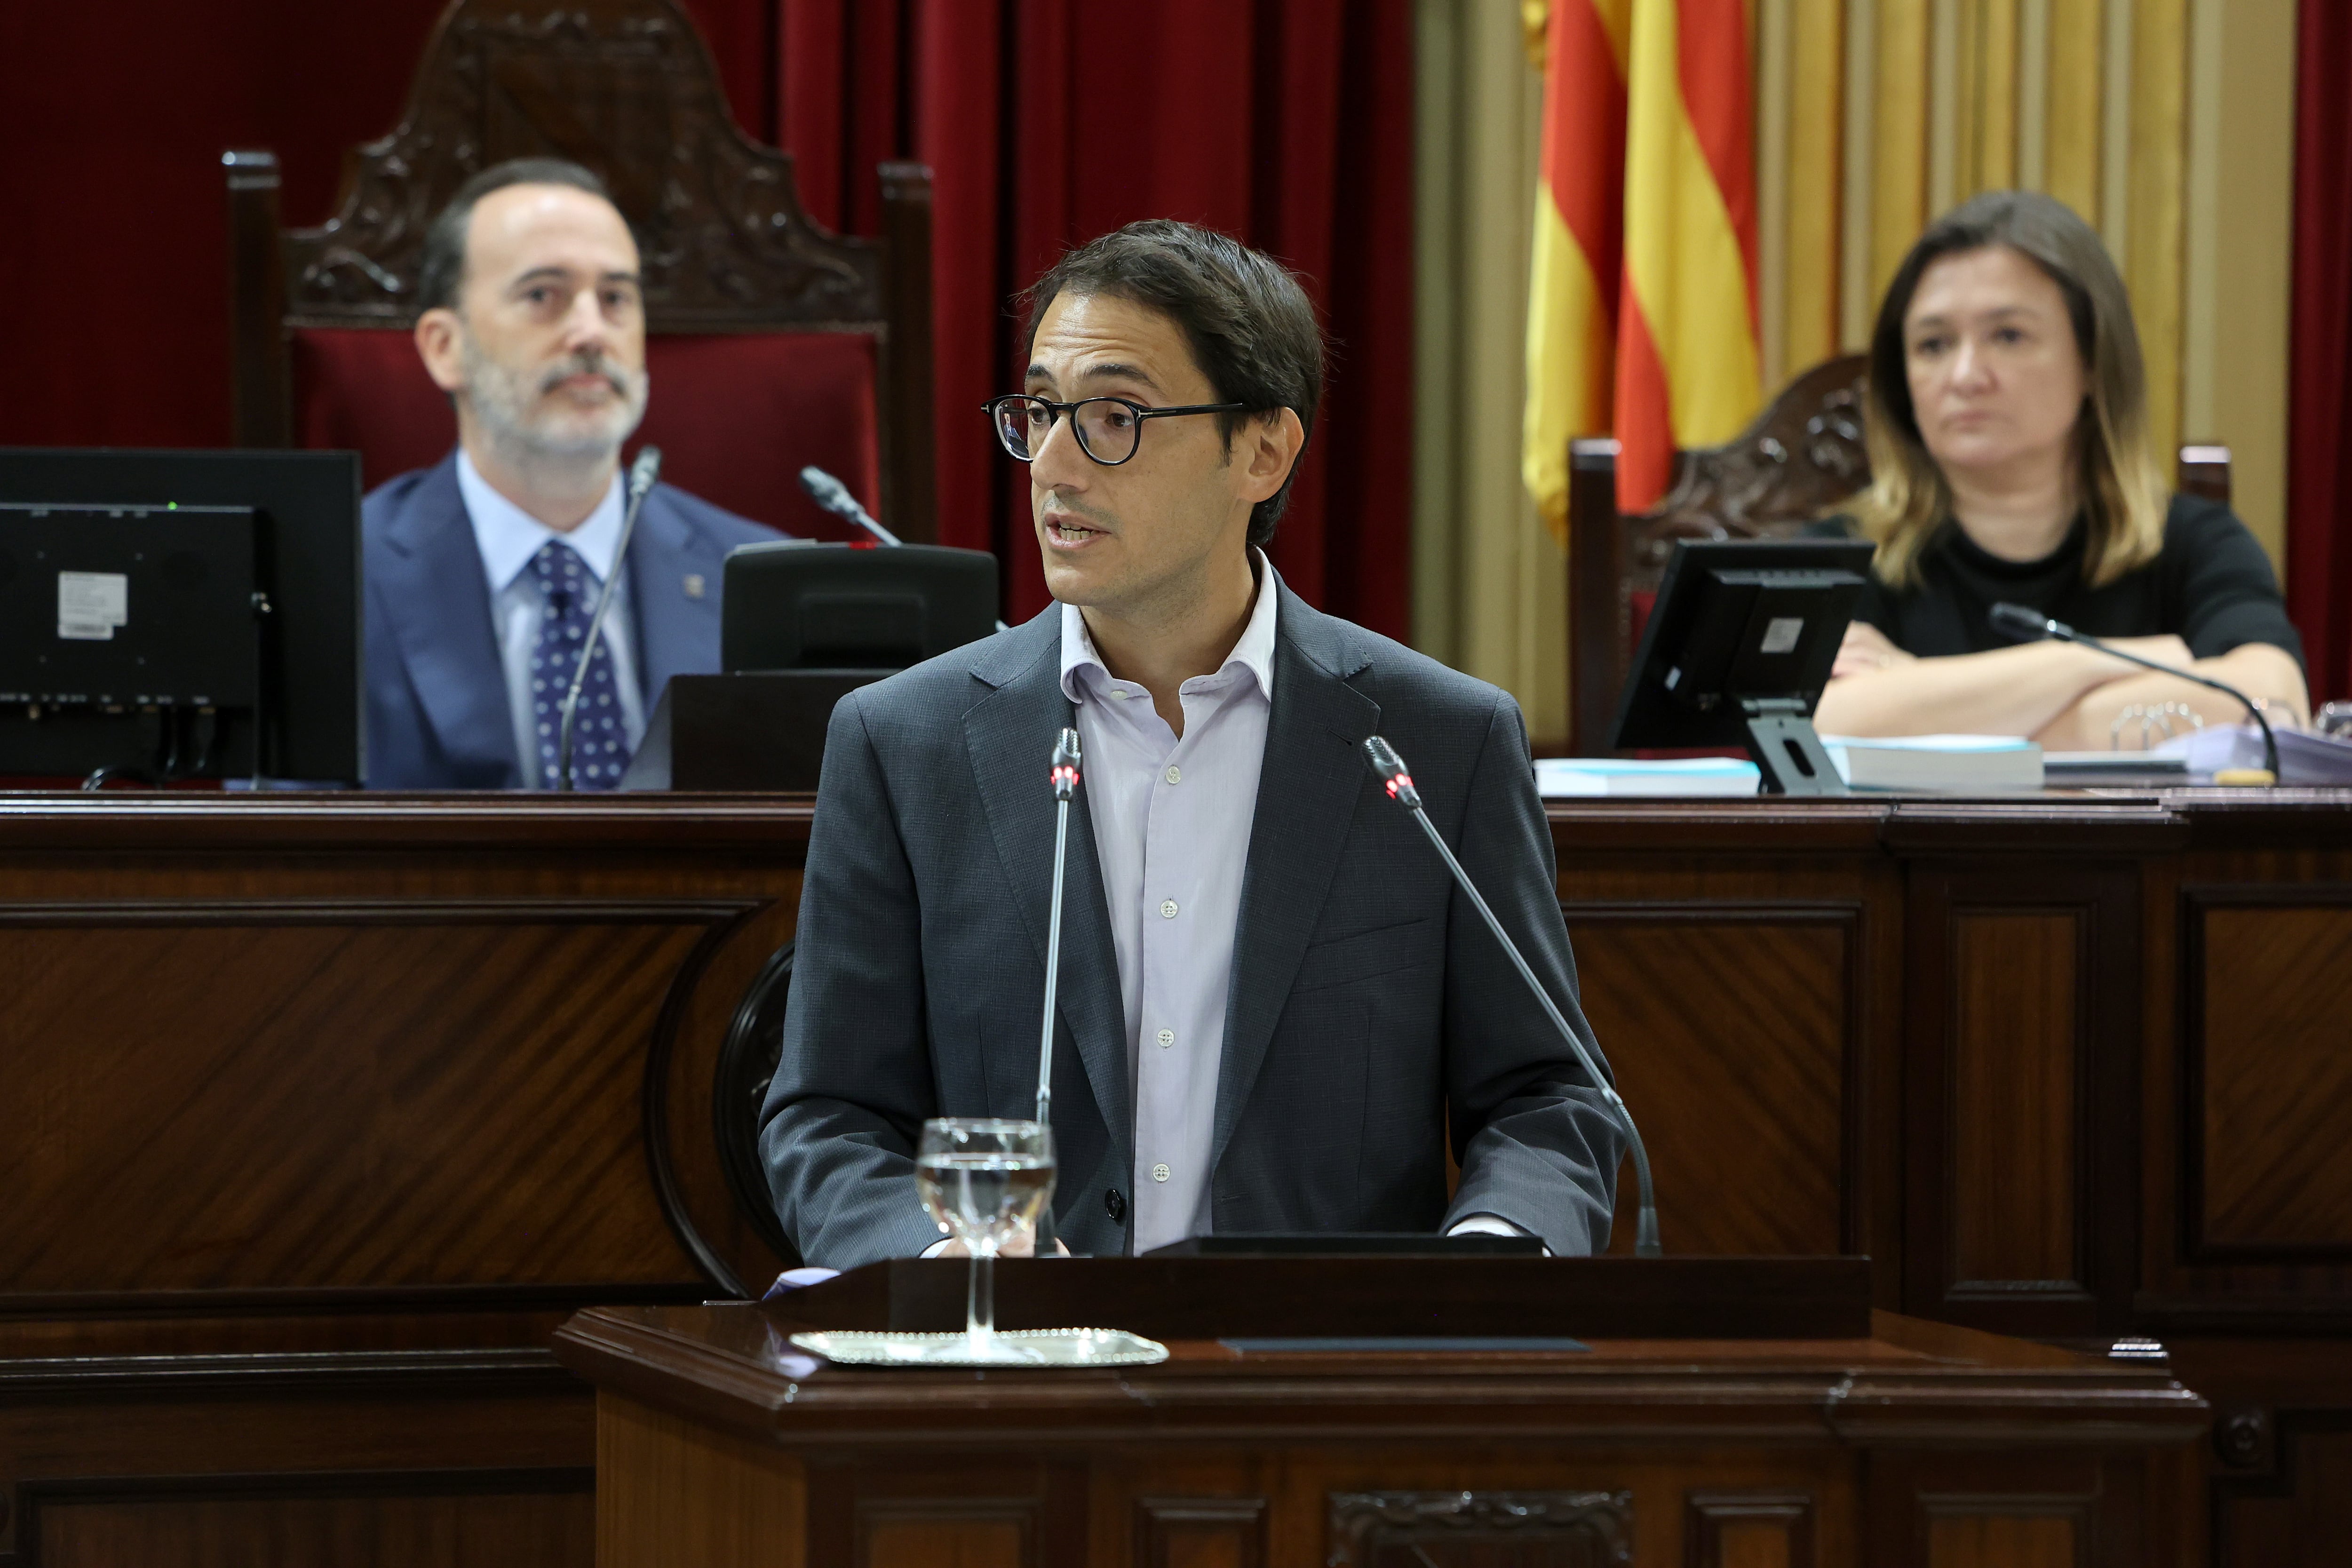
[759, 583, 1625, 1267]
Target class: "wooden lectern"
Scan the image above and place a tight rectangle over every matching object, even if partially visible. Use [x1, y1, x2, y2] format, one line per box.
[556, 1257, 2204, 1567]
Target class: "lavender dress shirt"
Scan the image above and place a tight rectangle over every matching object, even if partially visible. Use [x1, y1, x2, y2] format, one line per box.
[1060, 557, 1279, 1255]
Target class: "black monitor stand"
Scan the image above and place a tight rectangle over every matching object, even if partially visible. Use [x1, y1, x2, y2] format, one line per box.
[1740, 698, 1846, 796]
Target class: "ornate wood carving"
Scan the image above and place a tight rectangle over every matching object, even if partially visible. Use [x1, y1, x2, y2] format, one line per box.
[1326, 1490, 1633, 1567]
[1629, 354, 1872, 576]
[278, 0, 884, 331]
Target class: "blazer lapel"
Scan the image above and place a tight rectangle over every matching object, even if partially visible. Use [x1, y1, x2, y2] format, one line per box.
[1210, 587, 1382, 1175]
[962, 617, 1134, 1159]
[378, 456, 520, 785]
[625, 487, 724, 701]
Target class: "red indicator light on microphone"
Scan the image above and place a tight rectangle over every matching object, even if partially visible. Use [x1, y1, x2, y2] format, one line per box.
[1384, 773, 1413, 798]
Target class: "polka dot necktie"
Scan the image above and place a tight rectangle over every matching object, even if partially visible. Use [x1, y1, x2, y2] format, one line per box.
[528, 540, 630, 790]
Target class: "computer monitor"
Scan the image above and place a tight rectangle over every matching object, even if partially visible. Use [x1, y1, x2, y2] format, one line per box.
[0, 449, 362, 785]
[1608, 538, 1875, 795]
[720, 541, 1000, 672]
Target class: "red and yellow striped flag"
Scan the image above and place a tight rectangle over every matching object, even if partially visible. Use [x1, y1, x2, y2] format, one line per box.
[1524, 0, 1761, 533]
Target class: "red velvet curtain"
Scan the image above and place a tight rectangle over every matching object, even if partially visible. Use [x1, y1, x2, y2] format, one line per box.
[759, 0, 1417, 634]
[2290, 0, 2352, 705]
[0, 0, 1412, 639]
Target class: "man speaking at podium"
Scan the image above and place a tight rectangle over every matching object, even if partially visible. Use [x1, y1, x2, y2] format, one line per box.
[762, 221, 1624, 1269]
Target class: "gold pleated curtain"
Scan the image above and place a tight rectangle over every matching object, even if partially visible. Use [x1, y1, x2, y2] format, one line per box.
[1415, 0, 2296, 748]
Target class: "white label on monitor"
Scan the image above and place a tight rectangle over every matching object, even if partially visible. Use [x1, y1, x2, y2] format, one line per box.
[1759, 615, 1804, 654]
[58, 572, 129, 641]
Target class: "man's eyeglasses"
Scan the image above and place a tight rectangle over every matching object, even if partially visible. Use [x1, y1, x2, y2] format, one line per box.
[984, 394, 1247, 467]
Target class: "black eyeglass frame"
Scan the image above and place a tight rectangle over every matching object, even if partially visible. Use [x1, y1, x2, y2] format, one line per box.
[983, 393, 1251, 467]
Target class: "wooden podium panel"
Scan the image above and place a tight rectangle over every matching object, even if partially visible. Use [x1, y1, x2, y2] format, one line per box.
[554, 1277, 2206, 1568]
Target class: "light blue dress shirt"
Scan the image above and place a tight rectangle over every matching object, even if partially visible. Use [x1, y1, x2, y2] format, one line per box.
[1062, 554, 1281, 1255]
[1055, 553, 1530, 1256]
[454, 451, 648, 785]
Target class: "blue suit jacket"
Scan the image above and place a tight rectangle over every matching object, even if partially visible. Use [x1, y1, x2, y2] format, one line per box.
[362, 452, 780, 788]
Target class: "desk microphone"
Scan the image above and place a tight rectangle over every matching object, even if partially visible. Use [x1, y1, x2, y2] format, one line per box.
[1362, 736, 1662, 1257]
[1031, 726, 1082, 1258]
[1988, 602, 2278, 780]
[557, 446, 661, 792]
[798, 465, 902, 547]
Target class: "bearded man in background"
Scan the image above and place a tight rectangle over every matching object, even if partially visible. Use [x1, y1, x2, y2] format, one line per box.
[361, 158, 777, 789]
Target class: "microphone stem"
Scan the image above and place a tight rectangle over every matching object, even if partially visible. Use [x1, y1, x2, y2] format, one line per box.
[1405, 804, 1661, 1257]
[557, 476, 653, 792]
[2058, 629, 2280, 779]
[1032, 791, 1071, 1257]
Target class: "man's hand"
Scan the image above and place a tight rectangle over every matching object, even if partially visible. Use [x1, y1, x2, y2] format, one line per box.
[1831, 620, 1915, 680]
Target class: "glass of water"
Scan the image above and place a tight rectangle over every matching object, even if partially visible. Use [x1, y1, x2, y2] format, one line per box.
[915, 1117, 1056, 1360]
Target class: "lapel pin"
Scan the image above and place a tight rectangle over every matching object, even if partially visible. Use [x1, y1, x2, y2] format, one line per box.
[683, 573, 706, 599]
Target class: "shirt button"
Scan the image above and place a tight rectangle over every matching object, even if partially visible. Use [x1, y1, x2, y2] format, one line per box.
[1152, 1163, 1171, 1183]
[1164, 765, 1182, 784]
[1156, 1028, 1175, 1048]
[1160, 899, 1178, 919]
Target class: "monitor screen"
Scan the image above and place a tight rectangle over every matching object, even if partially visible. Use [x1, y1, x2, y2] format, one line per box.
[0, 449, 362, 784]
[1609, 538, 1874, 752]
[721, 541, 1000, 673]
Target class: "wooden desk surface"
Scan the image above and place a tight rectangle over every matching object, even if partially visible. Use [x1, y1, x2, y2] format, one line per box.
[0, 786, 2345, 1564]
[556, 1300, 2206, 1446]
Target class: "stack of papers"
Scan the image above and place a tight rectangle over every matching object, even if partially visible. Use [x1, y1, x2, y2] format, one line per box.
[1535, 757, 1760, 798]
[1820, 733, 2043, 791]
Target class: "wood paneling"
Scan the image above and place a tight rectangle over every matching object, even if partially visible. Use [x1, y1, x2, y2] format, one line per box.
[1134, 1496, 1266, 1568]
[1926, 1513, 2080, 1568]
[596, 1394, 802, 1568]
[0, 908, 718, 1299]
[1687, 1491, 1816, 1568]
[1565, 915, 1850, 1258]
[1950, 912, 2080, 1286]
[2194, 905, 2352, 1252]
[863, 1517, 1026, 1568]
[38, 1488, 591, 1568]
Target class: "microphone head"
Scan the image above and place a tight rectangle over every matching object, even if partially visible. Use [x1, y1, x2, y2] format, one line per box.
[1989, 601, 2055, 641]
[798, 465, 849, 510]
[1361, 735, 1421, 809]
[1049, 726, 1081, 800]
[627, 446, 663, 497]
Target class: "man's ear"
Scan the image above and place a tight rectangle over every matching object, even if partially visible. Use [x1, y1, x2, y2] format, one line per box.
[413, 308, 467, 395]
[1235, 408, 1307, 506]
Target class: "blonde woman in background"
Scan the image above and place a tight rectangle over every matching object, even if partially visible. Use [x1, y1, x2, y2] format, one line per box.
[1812, 190, 2307, 746]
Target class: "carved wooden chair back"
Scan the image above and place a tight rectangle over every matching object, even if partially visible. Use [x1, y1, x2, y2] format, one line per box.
[225, 0, 937, 542]
[1565, 353, 2233, 753]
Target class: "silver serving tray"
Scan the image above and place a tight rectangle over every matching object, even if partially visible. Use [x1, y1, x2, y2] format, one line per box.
[787, 1327, 1169, 1368]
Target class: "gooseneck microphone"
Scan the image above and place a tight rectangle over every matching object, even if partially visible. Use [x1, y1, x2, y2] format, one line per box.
[1031, 726, 1082, 1258]
[798, 465, 903, 547]
[1989, 602, 2279, 780]
[1362, 736, 1662, 1257]
[558, 446, 662, 792]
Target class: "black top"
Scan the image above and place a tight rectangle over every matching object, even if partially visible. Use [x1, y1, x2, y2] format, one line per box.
[1815, 494, 2303, 667]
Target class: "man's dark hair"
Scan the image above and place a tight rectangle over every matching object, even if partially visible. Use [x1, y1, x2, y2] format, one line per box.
[414, 158, 620, 316]
[1018, 220, 1324, 547]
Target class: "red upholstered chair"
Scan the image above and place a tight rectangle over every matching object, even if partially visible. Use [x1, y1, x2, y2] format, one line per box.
[224, 0, 935, 542]
[1564, 354, 2233, 754]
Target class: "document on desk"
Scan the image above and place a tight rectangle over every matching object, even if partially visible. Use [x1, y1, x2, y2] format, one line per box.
[1820, 733, 2043, 791]
[1535, 757, 1761, 797]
